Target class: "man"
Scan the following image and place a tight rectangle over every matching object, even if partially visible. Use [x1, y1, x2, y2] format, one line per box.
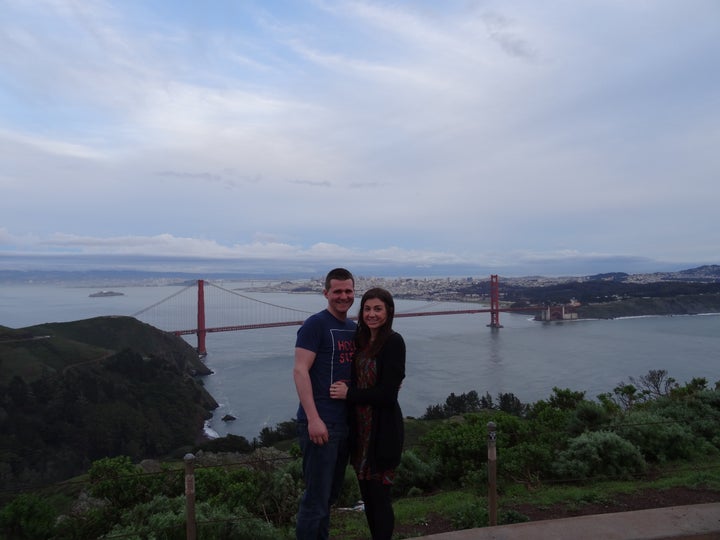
[294, 267, 356, 540]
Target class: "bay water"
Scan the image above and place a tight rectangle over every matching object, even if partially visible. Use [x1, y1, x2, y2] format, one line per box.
[2, 283, 719, 441]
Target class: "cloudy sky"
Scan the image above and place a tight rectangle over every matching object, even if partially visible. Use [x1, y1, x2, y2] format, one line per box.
[1, 0, 718, 277]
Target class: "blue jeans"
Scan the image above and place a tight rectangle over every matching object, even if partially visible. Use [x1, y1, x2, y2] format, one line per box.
[296, 421, 349, 540]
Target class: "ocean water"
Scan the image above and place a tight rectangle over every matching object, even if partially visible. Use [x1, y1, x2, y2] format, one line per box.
[2, 283, 719, 440]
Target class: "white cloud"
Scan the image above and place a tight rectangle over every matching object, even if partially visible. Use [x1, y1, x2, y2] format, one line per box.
[0, 1, 718, 276]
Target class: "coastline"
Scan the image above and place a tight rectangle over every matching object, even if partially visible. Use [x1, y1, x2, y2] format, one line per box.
[575, 294, 720, 320]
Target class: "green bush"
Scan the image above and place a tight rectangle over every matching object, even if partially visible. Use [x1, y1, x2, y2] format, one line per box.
[527, 400, 575, 434]
[253, 468, 305, 524]
[88, 456, 150, 510]
[647, 390, 720, 449]
[567, 400, 611, 435]
[553, 431, 646, 480]
[422, 411, 559, 485]
[393, 450, 441, 496]
[0, 493, 56, 539]
[500, 441, 553, 486]
[612, 410, 695, 462]
[422, 414, 488, 482]
[547, 387, 587, 411]
[195, 466, 258, 504]
[104, 495, 288, 540]
[54, 505, 111, 540]
[494, 410, 564, 485]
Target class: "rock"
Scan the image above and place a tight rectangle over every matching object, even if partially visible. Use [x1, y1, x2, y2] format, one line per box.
[221, 414, 236, 422]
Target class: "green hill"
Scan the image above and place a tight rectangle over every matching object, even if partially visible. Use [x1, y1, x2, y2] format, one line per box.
[0, 316, 218, 490]
[576, 294, 720, 319]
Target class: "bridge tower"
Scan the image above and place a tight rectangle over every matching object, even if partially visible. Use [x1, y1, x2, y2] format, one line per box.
[196, 279, 207, 357]
[487, 274, 503, 329]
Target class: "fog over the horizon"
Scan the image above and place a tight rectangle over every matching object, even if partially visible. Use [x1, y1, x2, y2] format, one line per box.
[0, 253, 713, 281]
[1, 1, 719, 277]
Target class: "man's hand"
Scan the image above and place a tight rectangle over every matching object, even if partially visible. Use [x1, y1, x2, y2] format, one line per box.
[308, 417, 329, 445]
[329, 381, 348, 400]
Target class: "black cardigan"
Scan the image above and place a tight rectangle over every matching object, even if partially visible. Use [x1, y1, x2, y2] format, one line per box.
[346, 331, 406, 471]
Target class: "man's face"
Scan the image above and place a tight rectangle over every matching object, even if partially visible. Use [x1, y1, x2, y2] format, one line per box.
[324, 278, 355, 318]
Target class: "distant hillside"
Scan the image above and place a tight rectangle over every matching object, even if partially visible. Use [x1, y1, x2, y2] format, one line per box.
[0, 316, 218, 490]
[575, 295, 720, 319]
[432, 266, 720, 318]
[500, 277, 720, 307]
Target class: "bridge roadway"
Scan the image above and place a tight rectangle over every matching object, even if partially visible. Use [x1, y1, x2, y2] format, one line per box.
[171, 306, 543, 336]
[408, 502, 720, 539]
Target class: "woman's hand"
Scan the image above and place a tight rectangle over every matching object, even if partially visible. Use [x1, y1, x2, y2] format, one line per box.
[329, 381, 348, 400]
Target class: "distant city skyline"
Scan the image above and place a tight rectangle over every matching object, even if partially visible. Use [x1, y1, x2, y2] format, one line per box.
[2, 2, 719, 276]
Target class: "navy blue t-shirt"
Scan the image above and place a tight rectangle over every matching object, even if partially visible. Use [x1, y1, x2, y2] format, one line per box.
[295, 309, 356, 425]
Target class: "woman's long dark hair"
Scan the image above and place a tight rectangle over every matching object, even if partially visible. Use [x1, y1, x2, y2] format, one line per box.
[355, 287, 395, 358]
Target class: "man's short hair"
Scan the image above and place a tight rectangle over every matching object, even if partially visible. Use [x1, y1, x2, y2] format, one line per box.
[324, 268, 355, 291]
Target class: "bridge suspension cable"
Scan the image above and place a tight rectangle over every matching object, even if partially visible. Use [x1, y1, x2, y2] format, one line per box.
[131, 284, 195, 318]
[131, 275, 543, 355]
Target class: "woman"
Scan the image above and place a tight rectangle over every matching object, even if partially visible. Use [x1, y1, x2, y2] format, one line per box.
[330, 287, 406, 540]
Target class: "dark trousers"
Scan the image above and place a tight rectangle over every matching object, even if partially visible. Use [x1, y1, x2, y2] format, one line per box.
[358, 478, 394, 540]
[296, 422, 349, 540]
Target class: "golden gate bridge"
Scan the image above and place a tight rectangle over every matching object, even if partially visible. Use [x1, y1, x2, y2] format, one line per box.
[132, 275, 542, 355]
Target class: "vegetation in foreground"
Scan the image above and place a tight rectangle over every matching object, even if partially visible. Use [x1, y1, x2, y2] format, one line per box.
[2, 370, 720, 539]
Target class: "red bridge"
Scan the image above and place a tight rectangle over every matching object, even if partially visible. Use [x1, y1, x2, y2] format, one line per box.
[133, 275, 542, 355]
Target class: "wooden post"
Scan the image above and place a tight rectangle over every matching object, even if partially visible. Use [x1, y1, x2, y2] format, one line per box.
[184, 453, 197, 540]
[487, 421, 497, 526]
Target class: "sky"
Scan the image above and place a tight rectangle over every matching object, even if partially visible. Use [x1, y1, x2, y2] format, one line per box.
[1, 0, 719, 278]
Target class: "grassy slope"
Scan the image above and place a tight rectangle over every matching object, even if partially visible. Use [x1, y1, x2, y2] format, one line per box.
[0, 325, 109, 385]
[0, 316, 212, 386]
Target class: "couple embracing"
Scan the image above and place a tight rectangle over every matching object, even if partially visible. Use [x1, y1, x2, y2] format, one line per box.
[293, 267, 406, 540]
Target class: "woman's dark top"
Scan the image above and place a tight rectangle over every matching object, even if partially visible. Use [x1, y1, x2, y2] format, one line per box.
[346, 331, 406, 476]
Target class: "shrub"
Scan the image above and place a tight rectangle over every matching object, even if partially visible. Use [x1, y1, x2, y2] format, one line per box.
[567, 401, 611, 436]
[422, 415, 488, 482]
[105, 495, 288, 540]
[87, 456, 150, 509]
[548, 387, 586, 411]
[553, 431, 646, 480]
[393, 450, 441, 496]
[195, 466, 260, 513]
[500, 441, 553, 486]
[53, 502, 110, 540]
[496, 393, 529, 416]
[612, 410, 695, 462]
[0, 493, 57, 539]
[254, 467, 306, 524]
[647, 389, 720, 450]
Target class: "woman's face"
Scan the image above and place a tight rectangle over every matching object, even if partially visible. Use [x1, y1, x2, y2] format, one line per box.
[362, 297, 388, 332]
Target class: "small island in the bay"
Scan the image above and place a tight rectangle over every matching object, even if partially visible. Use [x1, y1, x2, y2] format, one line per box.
[89, 290, 124, 297]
